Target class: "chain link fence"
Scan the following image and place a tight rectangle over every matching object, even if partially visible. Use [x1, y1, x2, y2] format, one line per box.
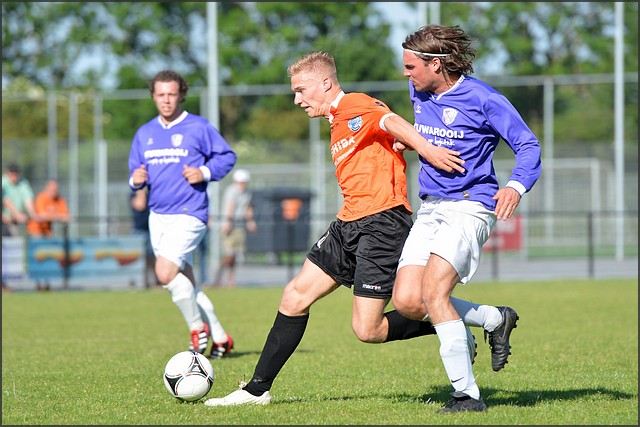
[2, 75, 638, 289]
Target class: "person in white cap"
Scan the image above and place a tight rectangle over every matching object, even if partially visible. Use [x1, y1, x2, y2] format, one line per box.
[212, 168, 256, 288]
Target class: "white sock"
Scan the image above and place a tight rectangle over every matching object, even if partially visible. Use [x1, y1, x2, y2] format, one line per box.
[450, 297, 503, 331]
[195, 286, 228, 343]
[164, 273, 203, 331]
[435, 319, 480, 400]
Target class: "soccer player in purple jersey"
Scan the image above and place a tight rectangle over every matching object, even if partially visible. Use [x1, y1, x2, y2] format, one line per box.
[392, 25, 542, 413]
[128, 70, 237, 359]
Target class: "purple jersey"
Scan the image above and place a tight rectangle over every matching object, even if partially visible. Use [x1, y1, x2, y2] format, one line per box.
[128, 111, 237, 224]
[409, 76, 541, 211]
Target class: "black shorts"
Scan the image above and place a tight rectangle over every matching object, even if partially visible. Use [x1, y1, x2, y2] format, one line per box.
[307, 206, 413, 299]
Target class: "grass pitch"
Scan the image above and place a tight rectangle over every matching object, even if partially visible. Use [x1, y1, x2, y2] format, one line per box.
[2, 278, 637, 425]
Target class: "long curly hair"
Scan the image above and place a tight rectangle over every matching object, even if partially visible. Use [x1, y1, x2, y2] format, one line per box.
[402, 25, 476, 77]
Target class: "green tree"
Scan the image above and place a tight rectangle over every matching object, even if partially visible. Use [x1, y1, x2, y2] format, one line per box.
[3, 2, 399, 165]
[438, 2, 638, 154]
[3, 2, 638, 167]
[2, 2, 204, 89]
[437, 2, 638, 75]
[214, 2, 397, 144]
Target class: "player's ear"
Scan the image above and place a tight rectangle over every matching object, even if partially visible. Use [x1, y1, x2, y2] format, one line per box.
[322, 77, 332, 92]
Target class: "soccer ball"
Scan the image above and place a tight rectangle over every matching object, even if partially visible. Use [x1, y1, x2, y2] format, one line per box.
[163, 350, 214, 402]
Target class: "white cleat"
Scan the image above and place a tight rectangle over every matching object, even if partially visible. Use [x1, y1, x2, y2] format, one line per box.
[204, 388, 271, 406]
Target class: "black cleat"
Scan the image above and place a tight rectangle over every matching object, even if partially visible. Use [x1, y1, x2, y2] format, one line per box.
[439, 391, 487, 413]
[485, 306, 519, 372]
[210, 333, 234, 359]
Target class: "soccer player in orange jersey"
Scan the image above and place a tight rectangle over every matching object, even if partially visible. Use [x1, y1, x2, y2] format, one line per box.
[205, 51, 469, 406]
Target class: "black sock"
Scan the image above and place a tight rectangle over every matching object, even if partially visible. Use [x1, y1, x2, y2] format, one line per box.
[243, 311, 309, 396]
[383, 310, 436, 342]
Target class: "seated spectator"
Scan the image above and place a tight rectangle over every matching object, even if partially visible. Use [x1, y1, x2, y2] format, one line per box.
[2, 163, 38, 236]
[27, 178, 70, 237]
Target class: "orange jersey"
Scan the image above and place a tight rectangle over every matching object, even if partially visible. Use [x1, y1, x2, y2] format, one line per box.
[27, 193, 69, 237]
[329, 92, 412, 221]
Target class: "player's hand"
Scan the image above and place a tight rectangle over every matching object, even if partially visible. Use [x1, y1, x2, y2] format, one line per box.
[420, 145, 465, 174]
[132, 164, 148, 187]
[182, 165, 204, 184]
[493, 187, 521, 221]
[221, 221, 232, 235]
[393, 140, 413, 153]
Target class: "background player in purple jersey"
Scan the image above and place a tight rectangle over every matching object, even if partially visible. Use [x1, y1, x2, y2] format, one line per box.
[392, 25, 542, 413]
[128, 70, 237, 359]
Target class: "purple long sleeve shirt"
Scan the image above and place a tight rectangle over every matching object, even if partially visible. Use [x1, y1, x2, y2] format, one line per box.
[128, 111, 237, 224]
[409, 76, 542, 211]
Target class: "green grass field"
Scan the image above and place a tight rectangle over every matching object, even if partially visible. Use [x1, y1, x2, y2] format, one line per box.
[2, 278, 637, 425]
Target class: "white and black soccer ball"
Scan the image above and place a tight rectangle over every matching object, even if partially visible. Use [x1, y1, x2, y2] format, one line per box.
[163, 350, 214, 402]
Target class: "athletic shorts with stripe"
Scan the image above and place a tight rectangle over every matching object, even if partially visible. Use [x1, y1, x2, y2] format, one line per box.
[307, 205, 412, 299]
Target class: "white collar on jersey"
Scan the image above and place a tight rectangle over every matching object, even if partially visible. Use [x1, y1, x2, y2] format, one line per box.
[157, 110, 188, 129]
[331, 91, 346, 110]
[433, 75, 466, 100]
[328, 91, 346, 124]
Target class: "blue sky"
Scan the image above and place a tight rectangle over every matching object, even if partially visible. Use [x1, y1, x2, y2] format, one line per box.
[374, 2, 423, 65]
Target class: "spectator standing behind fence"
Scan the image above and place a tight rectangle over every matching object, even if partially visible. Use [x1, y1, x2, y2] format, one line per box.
[27, 178, 70, 238]
[2, 163, 38, 237]
[128, 70, 237, 359]
[130, 188, 159, 288]
[210, 168, 256, 288]
[391, 25, 542, 413]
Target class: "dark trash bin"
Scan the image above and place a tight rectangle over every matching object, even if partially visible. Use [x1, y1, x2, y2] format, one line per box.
[246, 187, 313, 256]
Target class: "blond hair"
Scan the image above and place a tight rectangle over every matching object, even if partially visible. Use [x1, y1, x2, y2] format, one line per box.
[287, 51, 338, 82]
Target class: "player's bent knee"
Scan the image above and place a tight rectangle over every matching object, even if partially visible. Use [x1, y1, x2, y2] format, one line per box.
[155, 270, 173, 285]
[279, 289, 312, 316]
[351, 323, 385, 343]
[353, 329, 382, 343]
[392, 296, 425, 321]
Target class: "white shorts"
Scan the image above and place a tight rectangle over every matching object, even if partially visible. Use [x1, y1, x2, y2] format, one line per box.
[398, 197, 496, 284]
[148, 211, 207, 270]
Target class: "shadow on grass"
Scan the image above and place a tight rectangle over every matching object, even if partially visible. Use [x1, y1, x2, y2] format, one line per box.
[475, 386, 637, 407]
[274, 385, 636, 407]
[211, 348, 312, 360]
[209, 349, 260, 359]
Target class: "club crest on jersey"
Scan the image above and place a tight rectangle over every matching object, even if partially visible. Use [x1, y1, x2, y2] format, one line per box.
[348, 116, 363, 132]
[171, 134, 184, 147]
[442, 108, 458, 126]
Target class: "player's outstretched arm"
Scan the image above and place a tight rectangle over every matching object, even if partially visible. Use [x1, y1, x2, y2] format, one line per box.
[383, 114, 465, 174]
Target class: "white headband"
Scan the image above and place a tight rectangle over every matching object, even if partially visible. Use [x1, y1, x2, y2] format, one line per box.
[404, 48, 449, 57]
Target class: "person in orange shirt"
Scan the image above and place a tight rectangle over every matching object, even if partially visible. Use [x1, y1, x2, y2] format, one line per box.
[205, 51, 470, 407]
[27, 178, 70, 237]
